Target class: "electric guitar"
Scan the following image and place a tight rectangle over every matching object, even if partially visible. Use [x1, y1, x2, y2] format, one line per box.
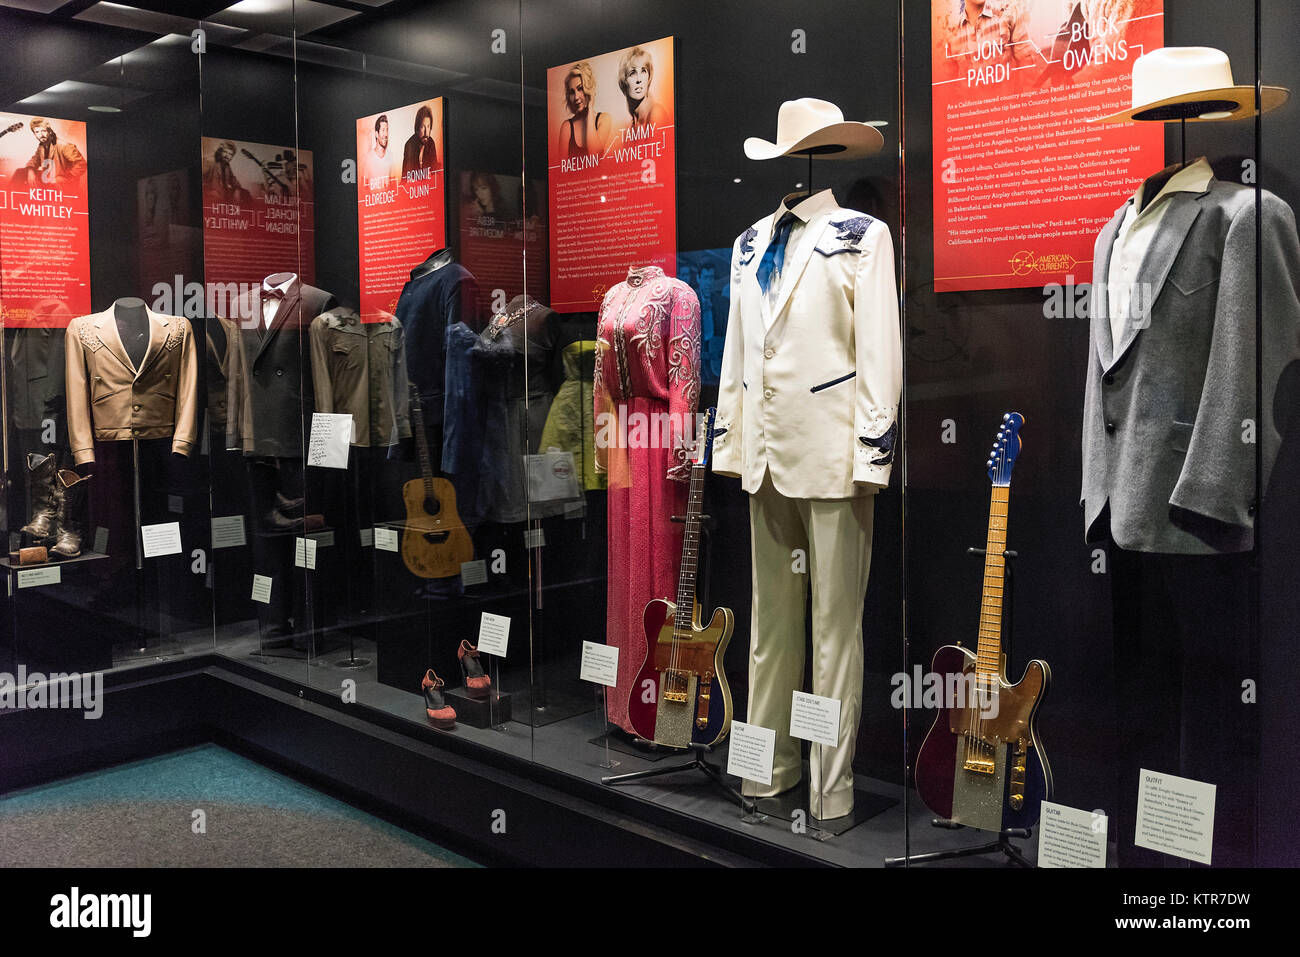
[1, 123, 24, 138]
[400, 384, 473, 579]
[627, 408, 734, 748]
[914, 413, 1053, 832]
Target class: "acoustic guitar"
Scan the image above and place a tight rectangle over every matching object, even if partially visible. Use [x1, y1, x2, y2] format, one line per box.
[914, 413, 1053, 831]
[627, 408, 734, 748]
[400, 384, 473, 579]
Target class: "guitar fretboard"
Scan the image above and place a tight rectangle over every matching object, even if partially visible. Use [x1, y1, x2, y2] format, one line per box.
[974, 485, 1010, 681]
[672, 463, 706, 633]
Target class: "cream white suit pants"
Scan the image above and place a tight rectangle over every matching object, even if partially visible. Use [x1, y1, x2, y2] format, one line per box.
[742, 474, 874, 819]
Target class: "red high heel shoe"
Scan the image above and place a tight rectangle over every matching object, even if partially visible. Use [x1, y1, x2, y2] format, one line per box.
[457, 640, 492, 699]
[421, 669, 457, 729]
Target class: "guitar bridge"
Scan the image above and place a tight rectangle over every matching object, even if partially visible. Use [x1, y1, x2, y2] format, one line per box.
[961, 733, 997, 775]
[663, 670, 690, 704]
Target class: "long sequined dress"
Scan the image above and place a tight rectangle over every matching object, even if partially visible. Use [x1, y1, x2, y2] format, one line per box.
[593, 265, 701, 732]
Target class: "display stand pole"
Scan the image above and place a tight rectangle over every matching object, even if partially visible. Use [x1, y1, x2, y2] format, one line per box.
[531, 517, 549, 715]
[132, 438, 148, 654]
[597, 686, 619, 770]
[810, 744, 833, 841]
[489, 654, 506, 732]
[885, 546, 1034, 868]
[335, 455, 371, 669]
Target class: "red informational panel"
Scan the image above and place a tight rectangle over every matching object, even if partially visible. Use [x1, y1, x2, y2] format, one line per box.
[458, 171, 547, 313]
[0, 112, 91, 328]
[547, 36, 676, 313]
[201, 137, 316, 316]
[931, 1, 1164, 291]
[355, 99, 445, 323]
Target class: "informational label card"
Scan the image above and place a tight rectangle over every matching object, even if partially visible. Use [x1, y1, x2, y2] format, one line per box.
[307, 529, 334, 548]
[293, 537, 317, 571]
[200, 137, 316, 300]
[727, 721, 776, 787]
[359, 528, 374, 547]
[1037, 801, 1109, 868]
[250, 574, 273, 604]
[168, 494, 184, 514]
[930, 1, 1164, 290]
[17, 566, 61, 589]
[355, 99, 445, 323]
[0, 112, 91, 328]
[477, 612, 510, 657]
[1135, 769, 1216, 864]
[210, 515, 247, 549]
[460, 559, 487, 586]
[307, 412, 352, 469]
[92, 527, 109, 555]
[579, 640, 619, 687]
[374, 527, 399, 552]
[523, 527, 546, 549]
[789, 691, 841, 748]
[546, 36, 677, 312]
[140, 522, 183, 559]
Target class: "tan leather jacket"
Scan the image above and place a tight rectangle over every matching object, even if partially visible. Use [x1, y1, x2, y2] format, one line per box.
[64, 306, 199, 465]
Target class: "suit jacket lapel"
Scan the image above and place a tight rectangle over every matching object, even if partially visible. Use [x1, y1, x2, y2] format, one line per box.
[93, 308, 136, 376]
[1092, 202, 1127, 369]
[744, 215, 775, 331]
[1110, 189, 1207, 370]
[254, 289, 301, 365]
[133, 308, 170, 381]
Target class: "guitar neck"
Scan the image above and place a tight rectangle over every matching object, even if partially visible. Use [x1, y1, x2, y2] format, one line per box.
[975, 484, 1010, 680]
[408, 388, 436, 499]
[673, 463, 705, 632]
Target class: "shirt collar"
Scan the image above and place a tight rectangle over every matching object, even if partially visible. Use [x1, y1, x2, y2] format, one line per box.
[1133, 157, 1214, 214]
[959, 1, 997, 26]
[262, 272, 300, 300]
[771, 188, 837, 236]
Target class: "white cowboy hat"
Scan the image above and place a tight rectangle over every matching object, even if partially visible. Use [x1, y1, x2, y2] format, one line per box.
[1093, 47, 1289, 124]
[744, 98, 883, 160]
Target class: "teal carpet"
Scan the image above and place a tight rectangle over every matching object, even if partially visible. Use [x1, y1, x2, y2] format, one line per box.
[0, 744, 477, 867]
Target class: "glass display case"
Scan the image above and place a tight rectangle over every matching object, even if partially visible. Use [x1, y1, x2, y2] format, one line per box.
[1, 0, 1296, 870]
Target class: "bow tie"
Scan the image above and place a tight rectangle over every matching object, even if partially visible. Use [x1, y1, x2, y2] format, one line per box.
[757, 211, 797, 296]
[263, 289, 286, 302]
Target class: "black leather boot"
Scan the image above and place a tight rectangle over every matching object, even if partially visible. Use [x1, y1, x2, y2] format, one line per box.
[21, 452, 60, 541]
[50, 469, 91, 559]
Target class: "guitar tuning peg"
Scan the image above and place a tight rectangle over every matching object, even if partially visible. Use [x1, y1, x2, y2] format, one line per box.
[1003, 413, 1010, 422]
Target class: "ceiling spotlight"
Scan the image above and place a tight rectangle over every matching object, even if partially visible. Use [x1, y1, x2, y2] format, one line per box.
[732, 177, 741, 184]
[89, 105, 122, 113]
[794, 182, 804, 188]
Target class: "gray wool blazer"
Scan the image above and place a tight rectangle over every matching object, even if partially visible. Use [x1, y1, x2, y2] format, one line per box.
[1081, 172, 1300, 554]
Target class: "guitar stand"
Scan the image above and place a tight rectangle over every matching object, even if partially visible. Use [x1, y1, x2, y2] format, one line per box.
[890, 546, 1037, 868]
[884, 823, 1034, 868]
[602, 741, 744, 808]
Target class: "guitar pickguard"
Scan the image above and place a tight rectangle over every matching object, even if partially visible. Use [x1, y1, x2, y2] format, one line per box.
[652, 674, 698, 749]
[950, 741, 1011, 832]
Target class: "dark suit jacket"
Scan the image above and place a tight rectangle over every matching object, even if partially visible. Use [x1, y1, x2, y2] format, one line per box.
[400, 136, 438, 181]
[1082, 172, 1300, 553]
[226, 282, 337, 457]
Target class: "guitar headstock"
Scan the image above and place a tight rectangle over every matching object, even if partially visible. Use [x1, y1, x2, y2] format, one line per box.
[4, 123, 23, 135]
[693, 407, 717, 468]
[986, 412, 1024, 487]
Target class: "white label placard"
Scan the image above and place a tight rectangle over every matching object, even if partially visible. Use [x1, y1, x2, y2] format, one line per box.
[168, 494, 184, 514]
[250, 574, 273, 604]
[210, 515, 246, 549]
[579, 641, 619, 687]
[307, 529, 334, 548]
[477, 612, 510, 657]
[141, 522, 183, 558]
[789, 690, 841, 748]
[307, 412, 353, 469]
[524, 527, 546, 549]
[460, 559, 488, 586]
[727, 721, 776, 787]
[374, 527, 399, 552]
[1135, 770, 1216, 864]
[1037, 801, 1108, 868]
[359, 528, 374, 547]
[92, 526, 109, 555]
[17, 566, 61, 589]
[294, 537, 317, 570]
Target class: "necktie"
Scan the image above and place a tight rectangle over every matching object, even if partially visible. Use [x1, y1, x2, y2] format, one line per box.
[757, 212, 796, 296]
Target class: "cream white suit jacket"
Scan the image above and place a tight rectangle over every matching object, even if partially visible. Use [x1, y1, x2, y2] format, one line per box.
[712, 189, 902, 499]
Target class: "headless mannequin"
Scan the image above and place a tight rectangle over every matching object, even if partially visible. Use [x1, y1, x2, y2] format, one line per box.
[114, 297, 150, 370]
[410, 247, 452, 280]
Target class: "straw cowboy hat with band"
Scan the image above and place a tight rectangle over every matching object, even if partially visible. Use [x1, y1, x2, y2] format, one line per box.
[1093, 46, 1289, 124]
[744, 97, 883, 160]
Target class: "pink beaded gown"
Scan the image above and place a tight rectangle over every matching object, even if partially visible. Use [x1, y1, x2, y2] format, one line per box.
[594, 265, 700, 733]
